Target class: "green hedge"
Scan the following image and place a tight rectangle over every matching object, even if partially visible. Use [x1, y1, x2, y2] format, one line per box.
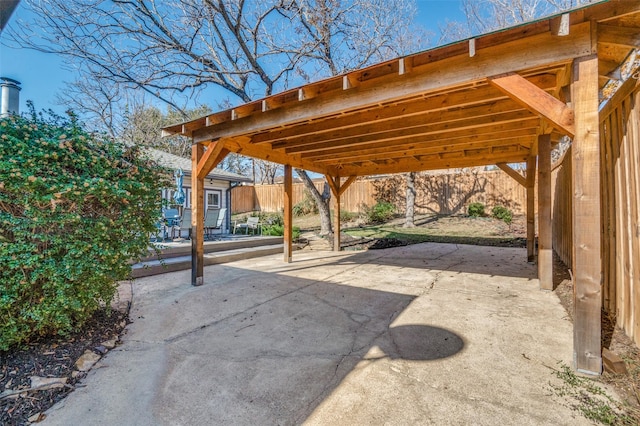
[0, 110, 167, 350]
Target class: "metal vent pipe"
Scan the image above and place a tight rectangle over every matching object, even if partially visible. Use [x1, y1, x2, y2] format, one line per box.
[0, 77, 21, 117]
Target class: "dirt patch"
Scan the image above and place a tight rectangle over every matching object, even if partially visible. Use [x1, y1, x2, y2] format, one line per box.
[0, 309, 128, 425]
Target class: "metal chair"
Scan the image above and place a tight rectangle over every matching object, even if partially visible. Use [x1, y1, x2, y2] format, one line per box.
[233, 216, 262, 235]
[179, 208, 192, 239]
[204, 208, 227, 240]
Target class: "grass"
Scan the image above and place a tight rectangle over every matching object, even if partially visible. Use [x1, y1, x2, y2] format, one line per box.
[547, 362, 639, 425]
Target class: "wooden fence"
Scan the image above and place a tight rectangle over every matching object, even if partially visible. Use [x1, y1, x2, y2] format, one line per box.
[232, 169, 528, 215]
[551, 149, 572, 267]
[552, 78, 640, 345]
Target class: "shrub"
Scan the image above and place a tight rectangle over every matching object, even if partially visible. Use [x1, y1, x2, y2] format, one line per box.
[0, 109, 167, 350]
[340, 211, 358, 223]
[262, 224, 301, 240]
[362, 201, 396, 224]
[467, 202, 485, 217]
[491, 205, 513, 225]
[292, 190, 318, 217]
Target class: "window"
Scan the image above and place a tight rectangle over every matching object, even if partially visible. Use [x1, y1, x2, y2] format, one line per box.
[206, 190, 222, 210]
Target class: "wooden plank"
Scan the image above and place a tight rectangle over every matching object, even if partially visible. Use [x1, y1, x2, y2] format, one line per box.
[611, 104, 626, 331]
[602, 348, 628, 374]
[488, 73, 575, 137]
[337, 151, 530, 176]
[191, 144, 205, 287]
[572, 54, 602, 375]
[497, 162, 527, 187]
[191, 23, 591, 143]
[625, 94, 640, 344]
[299, 117, 538, 159]
[600, 115, 616, 313]
[527, 156, 537, 262]
[333, 177, 341, 253]
[282, 107, 535, 154]
[311, 135, 536, 165]
[283, 165, 293, 263]
[538, 134, 553, 291]
[221, 139, 333, 176]
[598, 24, 640, 49]
[251, 74, 556, 145]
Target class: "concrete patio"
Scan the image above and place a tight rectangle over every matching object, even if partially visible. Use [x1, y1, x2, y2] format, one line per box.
[44, 243, 594, 425]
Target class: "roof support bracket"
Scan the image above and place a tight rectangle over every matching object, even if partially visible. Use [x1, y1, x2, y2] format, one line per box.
[197, 140, 229, 179]
[496, 162, 527, 187]
[488, 73, 575, 137]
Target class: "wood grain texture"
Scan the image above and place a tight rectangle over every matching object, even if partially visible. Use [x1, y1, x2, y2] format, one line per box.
[571, 54, 602, 375]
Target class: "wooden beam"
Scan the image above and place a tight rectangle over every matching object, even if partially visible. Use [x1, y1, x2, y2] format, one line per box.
[538, 134, 553, 291]
[192, 22, 591, 143]
[488, 73, 575, 137]
[221, 139, 332, 176]
[304, 120, 539, 160]
[325, 175, 342, 252]
[191, 143, 205, 287]
[337, 150, 530, 176]
[325, 174, 340, 198]
[527, 156, 537, 263]
[279, 104, 534, 153]
[197, 140, 228, 179]
[496, 163, 527, 187]
[333, 177, 341, 253]
[338, 176, 357, 196]
[598, 24, 640, 49]
[283, 165, 293, 263]
[572, 54, 602, 375]
[251, 74, 556, 145]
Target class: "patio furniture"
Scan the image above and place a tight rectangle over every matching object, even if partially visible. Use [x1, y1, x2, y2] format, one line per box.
[163, 208, 181, 241]
[204, 207, 226, 240]
[233, 216, 262, 235]
[179, 208, 192, 239]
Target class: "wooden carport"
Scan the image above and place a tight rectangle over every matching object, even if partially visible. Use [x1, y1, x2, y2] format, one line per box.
[163, 0, 640, 375]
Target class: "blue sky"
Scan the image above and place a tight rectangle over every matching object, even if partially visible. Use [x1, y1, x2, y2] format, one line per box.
[0, 0, 467, 115]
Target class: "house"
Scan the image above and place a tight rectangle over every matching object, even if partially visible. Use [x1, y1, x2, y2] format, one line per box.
[146, 147, 252, 236]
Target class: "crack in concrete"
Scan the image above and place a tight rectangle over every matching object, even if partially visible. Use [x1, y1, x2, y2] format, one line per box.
[162, 256, 389, 345]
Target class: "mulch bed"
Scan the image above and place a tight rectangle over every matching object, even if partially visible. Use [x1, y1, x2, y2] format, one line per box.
[0, 309, 128, 425]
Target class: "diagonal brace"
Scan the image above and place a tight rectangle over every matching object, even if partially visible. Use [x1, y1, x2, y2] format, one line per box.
[488, 73, 575, 137]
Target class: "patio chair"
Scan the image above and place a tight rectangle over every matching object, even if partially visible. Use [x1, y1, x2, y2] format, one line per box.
[179, 208, 192, 239]
[233, 216, 262, 235]
[204, 207, 227, 240]
[162, 208, 181, 241]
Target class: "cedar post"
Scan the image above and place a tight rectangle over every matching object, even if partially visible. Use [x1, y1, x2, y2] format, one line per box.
[538, 134, 553, 290]
[283, 165, 293, 263]
[572, 54, 602, 375]
[333, 177, 341, 252]
[526, 155, 537, 262]
[191, 144, 205, 286]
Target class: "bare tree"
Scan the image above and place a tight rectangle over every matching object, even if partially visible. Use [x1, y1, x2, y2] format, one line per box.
[439, 0, 595, 43]
[8, 0, 424, 235]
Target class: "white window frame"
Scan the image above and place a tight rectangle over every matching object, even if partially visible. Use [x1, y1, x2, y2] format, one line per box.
[206, 190, 222, 210]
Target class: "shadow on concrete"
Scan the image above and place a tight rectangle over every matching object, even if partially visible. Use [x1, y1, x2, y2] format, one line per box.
[281, 241, 536, 280]
[118, 261, 468, 425]
[387, 325, 465, 361]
